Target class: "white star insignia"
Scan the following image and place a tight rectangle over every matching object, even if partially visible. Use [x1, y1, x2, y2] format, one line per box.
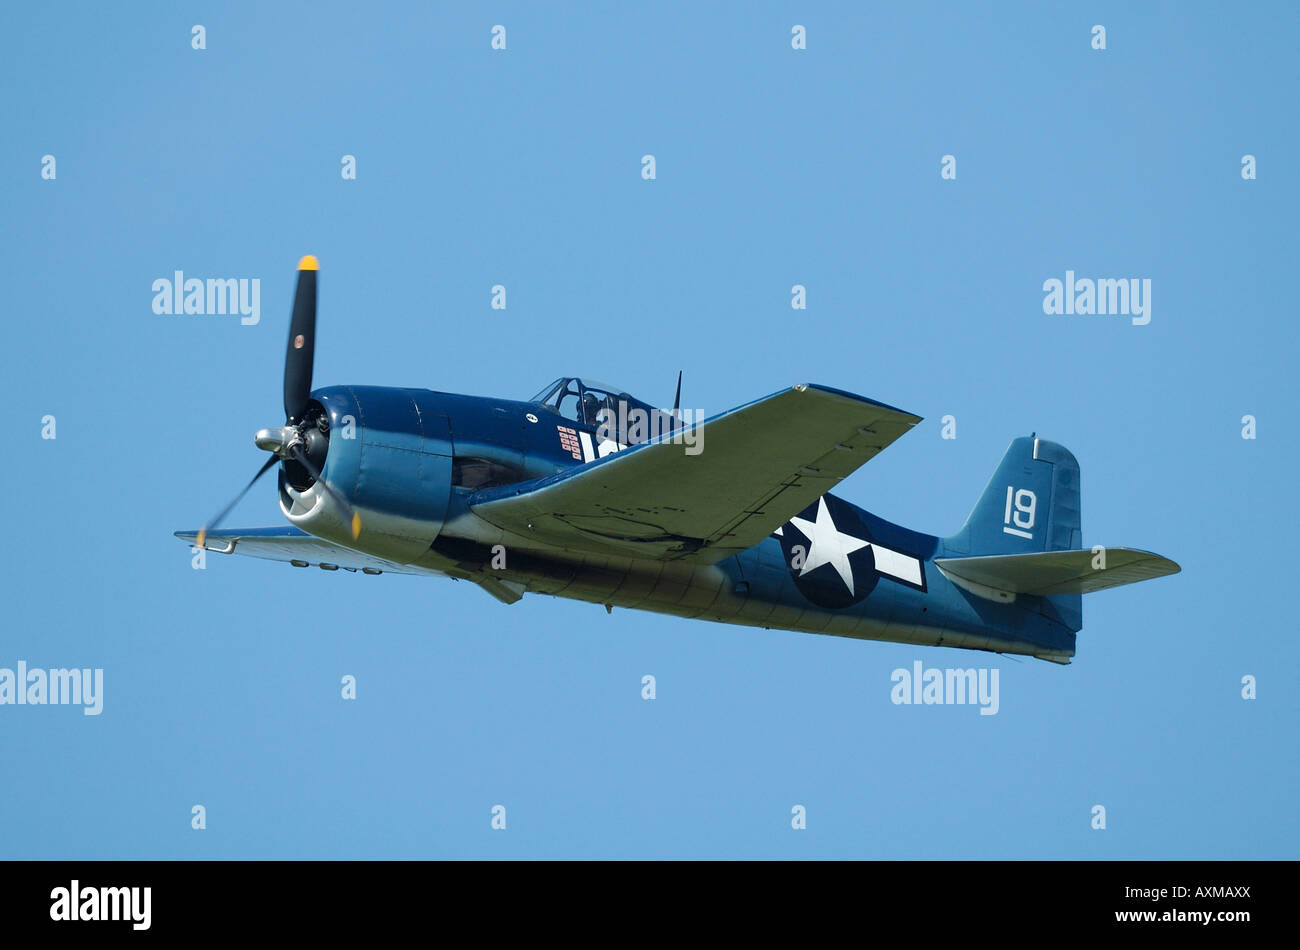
[788, 497, 869, 595]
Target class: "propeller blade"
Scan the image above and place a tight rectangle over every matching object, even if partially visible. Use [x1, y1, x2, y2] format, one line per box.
[195, 454, 280, 549]
[283, 255, 319, 424]
[289, 444, 362, 539]
[672, 370, 683, 425]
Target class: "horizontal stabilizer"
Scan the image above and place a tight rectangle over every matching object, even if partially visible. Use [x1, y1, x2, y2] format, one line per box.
[935, 547, 1180, 597]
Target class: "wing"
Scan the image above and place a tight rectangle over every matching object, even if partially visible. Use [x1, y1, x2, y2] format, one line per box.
[175, 526, 437, 575]
[470, 383, 922, 563]
[174, 527, 528, 604]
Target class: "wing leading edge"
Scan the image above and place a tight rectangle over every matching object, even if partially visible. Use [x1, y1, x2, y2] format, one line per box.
[175, 527, 436, 575]
[469, 383, 922, 563]
[174, 527, 527, 604]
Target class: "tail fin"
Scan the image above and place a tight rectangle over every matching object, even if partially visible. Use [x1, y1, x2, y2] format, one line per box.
[947, 436, 1081, 556]
[941, 437, 1180, 643]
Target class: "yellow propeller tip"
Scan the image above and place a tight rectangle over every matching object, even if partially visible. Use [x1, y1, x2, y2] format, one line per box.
[298, 254, 319, 271]
[196, 530, 207, 548]
[350, 513, 361, 538]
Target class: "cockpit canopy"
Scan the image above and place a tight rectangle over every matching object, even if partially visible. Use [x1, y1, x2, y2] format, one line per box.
[528, 377, 679, 443]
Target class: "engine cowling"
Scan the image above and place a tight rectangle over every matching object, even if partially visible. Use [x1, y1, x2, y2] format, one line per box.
[279, 385, 454, 564]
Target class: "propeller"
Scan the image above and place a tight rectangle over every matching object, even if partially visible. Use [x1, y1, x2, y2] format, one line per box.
[283, 255, 318, 425]
[195, 455, 278, 549]
[195, 255, 361, 549]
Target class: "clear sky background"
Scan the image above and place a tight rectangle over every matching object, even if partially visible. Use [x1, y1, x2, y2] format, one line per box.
[2, 2, 1295, 858]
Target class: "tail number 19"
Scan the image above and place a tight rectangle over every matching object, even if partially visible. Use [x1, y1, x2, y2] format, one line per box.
[1003, 487, 1037, 539]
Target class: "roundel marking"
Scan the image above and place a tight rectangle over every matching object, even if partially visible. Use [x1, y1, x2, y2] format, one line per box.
[776, 495, 881, 609]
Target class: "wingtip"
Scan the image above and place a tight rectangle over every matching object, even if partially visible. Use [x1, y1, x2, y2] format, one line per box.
[1131, 549, 1182, 577]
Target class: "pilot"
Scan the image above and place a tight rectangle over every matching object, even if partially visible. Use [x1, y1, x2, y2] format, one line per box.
[580, 392, 602, 427]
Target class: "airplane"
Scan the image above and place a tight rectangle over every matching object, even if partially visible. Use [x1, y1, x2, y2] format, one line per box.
[176, 256, 1180, 665]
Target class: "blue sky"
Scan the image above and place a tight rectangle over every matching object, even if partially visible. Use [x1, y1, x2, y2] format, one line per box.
[2, 2, 1295, 858]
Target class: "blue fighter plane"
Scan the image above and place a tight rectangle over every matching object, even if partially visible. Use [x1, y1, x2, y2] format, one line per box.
[177, 257, 1180, 664]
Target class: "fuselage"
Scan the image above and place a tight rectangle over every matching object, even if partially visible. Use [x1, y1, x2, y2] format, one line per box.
[278, 384, 1077, 663]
